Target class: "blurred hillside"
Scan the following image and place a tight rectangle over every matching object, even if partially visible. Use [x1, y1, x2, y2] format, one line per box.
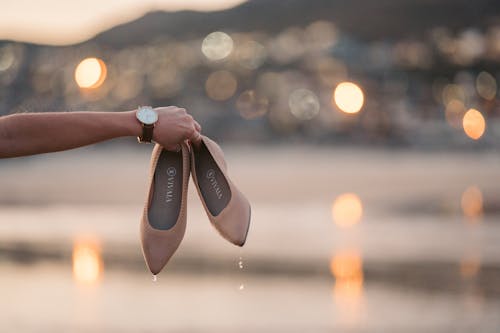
[0, 0, 499, 147]
[95, 0, 500, 45]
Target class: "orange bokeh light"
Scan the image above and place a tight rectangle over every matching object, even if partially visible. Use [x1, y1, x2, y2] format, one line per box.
[332, 193, 363, 227]
[330, 250, 364, 300]
[74, 57, 107, 89]
[460, 255, 481, 279]
[462, 108, 486, 140]
[205, 70, 237, 101]
[461, 185, 483, 222]
[444, 99, 466, 129]
[72, 236, 103, 285]
[333, 82, 364, 114]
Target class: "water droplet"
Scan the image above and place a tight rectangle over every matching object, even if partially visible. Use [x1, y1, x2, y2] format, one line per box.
[238, 256, 244, 269]
[152, 275, 157, 282]
[239, 284, 245, 291]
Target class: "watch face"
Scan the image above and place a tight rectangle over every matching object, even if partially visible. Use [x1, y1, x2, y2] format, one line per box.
[137, 106, 158, 125]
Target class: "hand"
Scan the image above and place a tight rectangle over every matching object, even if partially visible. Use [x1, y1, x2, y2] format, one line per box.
[152, 106, 201, 150]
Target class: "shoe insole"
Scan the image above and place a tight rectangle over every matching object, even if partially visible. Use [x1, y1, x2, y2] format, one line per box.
[194, 142, 231, 216]
[148, 149, 183, 230]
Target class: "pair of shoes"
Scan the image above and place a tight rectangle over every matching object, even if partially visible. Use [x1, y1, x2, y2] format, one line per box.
[140, 136, 251, 275]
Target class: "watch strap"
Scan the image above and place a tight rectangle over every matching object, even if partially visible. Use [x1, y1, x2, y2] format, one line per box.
[139, 124, 154, 143]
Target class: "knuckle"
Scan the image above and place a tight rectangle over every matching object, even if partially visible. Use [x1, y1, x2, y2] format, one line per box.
[186, 127, 196, 137]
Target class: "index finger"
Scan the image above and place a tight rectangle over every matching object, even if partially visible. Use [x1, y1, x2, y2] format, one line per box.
[189, 129, 202, 145]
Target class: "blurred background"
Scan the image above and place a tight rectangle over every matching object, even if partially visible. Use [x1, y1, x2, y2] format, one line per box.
[1, 0, 500, 332]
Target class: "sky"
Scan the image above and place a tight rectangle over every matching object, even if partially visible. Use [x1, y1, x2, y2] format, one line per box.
[0, 0, 247, 45]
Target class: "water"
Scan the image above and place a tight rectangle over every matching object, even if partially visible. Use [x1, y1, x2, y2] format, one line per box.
[1, 147, 500, 332]
[152, 275, 157, 282]
[238, 250, 245, 291]
[1, 262, 499, 332]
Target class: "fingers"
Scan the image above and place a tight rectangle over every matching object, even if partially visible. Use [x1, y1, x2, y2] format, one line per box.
[181, 109, 201, 142]
[153, 105, 202, 146]
[165, 144, 181, 152]
[194, 120, 201, 132]
[189, 129, 202, 145]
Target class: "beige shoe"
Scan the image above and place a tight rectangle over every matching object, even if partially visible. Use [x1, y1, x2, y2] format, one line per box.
[191, 136, 251, 246]
[140, 143, 190, 275]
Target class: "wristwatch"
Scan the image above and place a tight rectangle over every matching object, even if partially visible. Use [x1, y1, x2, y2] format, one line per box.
[136, 106, 158, 143]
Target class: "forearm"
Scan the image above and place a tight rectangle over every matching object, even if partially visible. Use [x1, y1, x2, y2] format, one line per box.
[0, 111, 141, 158]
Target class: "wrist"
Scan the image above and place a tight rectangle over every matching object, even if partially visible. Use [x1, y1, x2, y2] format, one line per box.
[135, 106, 159, 143]
[123, 110, 142, 137]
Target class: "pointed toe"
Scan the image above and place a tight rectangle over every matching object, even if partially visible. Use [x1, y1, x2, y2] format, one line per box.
[144, 254, 166, 276]
[140, 143, 190, 275]
[142, 241, 173, 275]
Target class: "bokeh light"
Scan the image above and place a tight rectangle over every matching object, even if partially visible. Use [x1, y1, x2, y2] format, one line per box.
[236, 40, 267, 70]
[205, 70, 237, 101]
[333, 82, 364, 114]
[202, 31, 234, 61]
[305, 20, 337, 51]
[288, 88, 320, 120]
[74, 57, 107, 89]
[461, 185, 483, 221]
[462, 108, 486, 140]
[444, 99, 466, 129]
[332, 193, 363, 227]
[393, 40, 432, 69]
[330, 250, 364, 300]
[456, 29, 485, 65]
[442, 83, 466, 105]
[236, 90, 269, 119]
[0, 45, 16, 71]
[460, 255, 481, 279]
[268, 27, 305, 64]
[476, 71, 497, 100]
[72, 236, 103, 285]
[307, 57, 347, 87]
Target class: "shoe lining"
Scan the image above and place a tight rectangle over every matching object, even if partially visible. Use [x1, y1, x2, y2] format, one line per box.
[148, 148, 183, 230]
[194, 141, 231, 216]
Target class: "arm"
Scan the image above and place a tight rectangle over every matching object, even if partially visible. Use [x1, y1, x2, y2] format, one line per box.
[0, 107, 201, 158]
